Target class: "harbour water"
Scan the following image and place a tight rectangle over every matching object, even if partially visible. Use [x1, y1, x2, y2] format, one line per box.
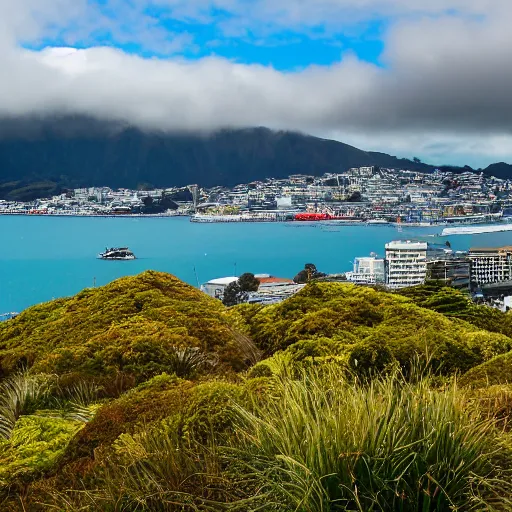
[2, 215, 512, 314]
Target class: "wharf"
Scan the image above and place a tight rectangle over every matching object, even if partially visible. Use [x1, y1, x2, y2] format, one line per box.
[190, 212, 295, 223]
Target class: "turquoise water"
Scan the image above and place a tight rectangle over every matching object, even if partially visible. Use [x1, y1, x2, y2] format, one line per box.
[1, 215, 512, 313]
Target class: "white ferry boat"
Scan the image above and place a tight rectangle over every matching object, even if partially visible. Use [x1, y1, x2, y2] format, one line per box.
[98, 247, 136, 260]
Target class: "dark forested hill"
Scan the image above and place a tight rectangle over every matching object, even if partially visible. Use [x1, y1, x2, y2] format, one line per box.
[482, 162, 512, 180]
[0, 116, 436, 200]
[0, 116, 508, 201]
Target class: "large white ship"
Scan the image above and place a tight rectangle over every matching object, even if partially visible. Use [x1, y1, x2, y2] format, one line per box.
[441, 223, 512, 236]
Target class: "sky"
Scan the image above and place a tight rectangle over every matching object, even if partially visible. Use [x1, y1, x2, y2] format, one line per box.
[0, 0, 511, 167]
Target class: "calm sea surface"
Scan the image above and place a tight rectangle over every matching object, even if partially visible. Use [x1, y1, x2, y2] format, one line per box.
[1, 215, 512, 313]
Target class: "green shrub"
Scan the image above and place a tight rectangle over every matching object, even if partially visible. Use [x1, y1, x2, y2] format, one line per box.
[247, 352, 294, 379]
[182, 381, 247, 443]
[460, 351, 512, 388]
[0, 415, 84, 491]
[69, 377, 195, 457]
[240, 282, 512, 378]
[398, 282, 512, 336]
[0, 271, 257, 383]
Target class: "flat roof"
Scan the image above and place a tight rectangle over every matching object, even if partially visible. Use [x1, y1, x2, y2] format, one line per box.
[470, 246, 512, 253]
[385, 241, 428, 250]
[205, 277, 238, 286]
[258, 277, 294, 285]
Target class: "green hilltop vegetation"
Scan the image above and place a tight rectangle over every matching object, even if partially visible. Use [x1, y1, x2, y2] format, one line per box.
[2, 272, 512, 510]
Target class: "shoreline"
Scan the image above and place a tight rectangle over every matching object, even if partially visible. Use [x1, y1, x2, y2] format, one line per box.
[0, 212, 190, 218]
[0, 211, 509, 233]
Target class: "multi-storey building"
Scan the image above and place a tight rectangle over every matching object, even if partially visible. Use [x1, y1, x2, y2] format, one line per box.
[346, 256, 385, 285]
[468, 247, 512, 286]
[385, 241, 428, 289]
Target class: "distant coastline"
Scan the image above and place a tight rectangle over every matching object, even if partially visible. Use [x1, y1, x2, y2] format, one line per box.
[0, 211, 189, 218]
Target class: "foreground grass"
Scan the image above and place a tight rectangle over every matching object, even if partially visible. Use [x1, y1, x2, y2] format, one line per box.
[229, 366, 512, 512]
[38, 366, 512, 512]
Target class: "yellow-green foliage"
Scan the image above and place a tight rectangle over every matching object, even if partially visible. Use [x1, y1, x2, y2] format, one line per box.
[70, 374, 196, 455]
[181, 381, 247, 442]
[398, 281, 512, 336]
[460, 351, 512, 388]
[0, 271, 256, 380]
[230, 365, 512, 511]
[0, 415, 83, 490]
[5, 276, 512, 510]
[68, 374, 253, 462]
[243, 282, 512, 376]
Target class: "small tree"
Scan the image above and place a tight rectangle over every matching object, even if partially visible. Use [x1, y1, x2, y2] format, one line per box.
[346, 191, 362, 202]
[223, 282, 243, 307]
[304, 264, 317, 280]
[294, 263, 326, 284]
[294, 270, 309, 284]
[238, 273, 260, 292]
[223, 273, 260, 306]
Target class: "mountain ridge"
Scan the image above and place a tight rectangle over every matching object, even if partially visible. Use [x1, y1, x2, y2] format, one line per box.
[0, 116, 506, 200]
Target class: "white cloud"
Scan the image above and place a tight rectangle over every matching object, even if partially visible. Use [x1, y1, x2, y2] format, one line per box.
[1, 0, 512, 166]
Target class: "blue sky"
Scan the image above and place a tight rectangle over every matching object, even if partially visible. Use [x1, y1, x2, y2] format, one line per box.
[29, 2, 388, 70]
[3, 0, 512, 167]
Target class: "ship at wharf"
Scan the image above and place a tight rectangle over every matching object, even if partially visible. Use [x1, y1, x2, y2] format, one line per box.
[190, 211, 297, 223]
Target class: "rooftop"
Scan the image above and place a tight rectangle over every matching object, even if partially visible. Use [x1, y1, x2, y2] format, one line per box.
[385, 240, 428, 250]
[204, 277, 238, 286]
[258, 277, 294, 285]
[469, 246, 512, 253]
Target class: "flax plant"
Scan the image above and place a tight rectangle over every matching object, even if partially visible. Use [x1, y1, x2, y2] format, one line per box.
[229, 365, 512, 511]
[0, 371, 52, 439]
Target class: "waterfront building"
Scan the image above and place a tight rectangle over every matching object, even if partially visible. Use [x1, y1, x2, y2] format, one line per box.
[255, 275, 295, 287]
[247, 279, 304, 304]
[385, 241, 429, 289]
[200, 277, 238, 299]
[200, 274, 295, 301]
[346, 256, 385, 285]
[276, 196, 293, 209]
[468, 246, 512, 286]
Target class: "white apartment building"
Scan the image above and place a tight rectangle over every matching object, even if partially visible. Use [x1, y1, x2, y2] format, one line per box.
[346, 256, 385, 284]
[385, 241, 428, 289]
[468, 247, 512, 286]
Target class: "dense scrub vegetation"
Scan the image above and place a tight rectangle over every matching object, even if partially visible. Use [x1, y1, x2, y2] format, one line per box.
[2, 274, 512, 510]
[0, 271, 258, 383]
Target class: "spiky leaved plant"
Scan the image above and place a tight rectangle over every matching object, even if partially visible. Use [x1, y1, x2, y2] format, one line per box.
[228, 364, 512, 512]
[168, 346, 218, 378]
[0, 371, 53, 439]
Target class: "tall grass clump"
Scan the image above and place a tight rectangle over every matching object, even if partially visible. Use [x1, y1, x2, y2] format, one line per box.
[0, 371, 52, 439]
[167, 346, 218, 378]
[46, 428, 232, 512]
[230, 365, 512, 511]
[51, 379, 101, 423]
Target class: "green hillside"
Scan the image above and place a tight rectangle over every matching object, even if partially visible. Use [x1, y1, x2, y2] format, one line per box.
[0, 271, 258, 383]
[2, 274, 512, 511]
